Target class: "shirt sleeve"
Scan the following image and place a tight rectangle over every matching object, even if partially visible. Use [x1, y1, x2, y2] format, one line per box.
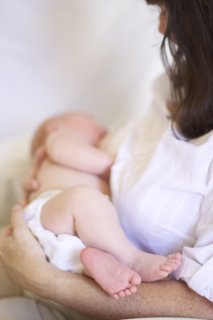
[174, 160, 213, 302]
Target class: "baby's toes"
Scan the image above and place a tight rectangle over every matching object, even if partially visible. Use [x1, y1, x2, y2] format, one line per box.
[160, 263, 173, 273]
[112, 293, 119, 300]
[168, 252, 181, 262]
[118, 291, 126, 298]
[168, 253, 182, 270]
[124, 288, 132, 296]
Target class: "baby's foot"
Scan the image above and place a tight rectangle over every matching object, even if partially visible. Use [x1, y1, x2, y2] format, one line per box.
[80, 247, 141, 299]
[132, 251, 182, 282]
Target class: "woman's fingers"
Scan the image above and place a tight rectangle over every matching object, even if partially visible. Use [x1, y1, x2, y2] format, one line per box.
[10, 205, 47, 260]
[0, 204, 48, 290]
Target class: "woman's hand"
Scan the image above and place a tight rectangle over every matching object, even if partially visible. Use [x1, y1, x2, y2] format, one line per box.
[1, 209, 212, 320]
[0, 205, 47, 290]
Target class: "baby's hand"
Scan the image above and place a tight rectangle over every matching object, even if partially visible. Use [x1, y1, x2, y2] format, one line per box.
[23, 175, 40, 193]
[23, 145, 47, 200]
[22, 173, 40, 204]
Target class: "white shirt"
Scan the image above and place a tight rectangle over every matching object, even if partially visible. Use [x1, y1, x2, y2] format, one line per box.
[110, 76, 213, 302]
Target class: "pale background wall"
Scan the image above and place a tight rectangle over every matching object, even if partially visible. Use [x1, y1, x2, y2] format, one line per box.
[0, 0, 163, 142]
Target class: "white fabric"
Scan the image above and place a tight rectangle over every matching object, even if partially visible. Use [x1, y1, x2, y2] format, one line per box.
[0, 297, 67, 320]
[0, 75, 205, 319]
[24, 190, 85, 273]
[0, 0, 203, 318]
[111, 76, 213, 303]
[0, 136, 30, 226]
[22, 71, 213, 303]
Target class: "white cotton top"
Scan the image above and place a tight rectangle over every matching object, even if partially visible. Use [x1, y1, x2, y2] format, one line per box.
[110, 75, 213, 303]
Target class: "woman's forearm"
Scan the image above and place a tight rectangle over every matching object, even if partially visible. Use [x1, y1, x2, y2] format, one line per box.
[1, 207, 212, 320]
[34, 265, 213, 320]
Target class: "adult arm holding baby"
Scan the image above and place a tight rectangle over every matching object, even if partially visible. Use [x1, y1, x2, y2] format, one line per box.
[0, 111, 213, 319]
[1, 0, 213, 318]
[0, 211, 212, 319]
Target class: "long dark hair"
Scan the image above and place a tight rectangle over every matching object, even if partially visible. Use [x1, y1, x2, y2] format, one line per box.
[146, 0, 213, 139]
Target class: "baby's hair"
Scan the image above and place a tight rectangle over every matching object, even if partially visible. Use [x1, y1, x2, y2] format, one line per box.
[146, 0, 213, 139]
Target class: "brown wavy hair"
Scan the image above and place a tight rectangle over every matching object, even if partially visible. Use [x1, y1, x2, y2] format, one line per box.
[146, 0, 213, 139]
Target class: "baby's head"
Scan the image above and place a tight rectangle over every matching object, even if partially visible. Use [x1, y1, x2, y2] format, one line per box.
[146, 0, 213, 139]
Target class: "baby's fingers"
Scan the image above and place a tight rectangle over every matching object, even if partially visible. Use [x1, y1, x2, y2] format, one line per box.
[23, 176, 39, 192]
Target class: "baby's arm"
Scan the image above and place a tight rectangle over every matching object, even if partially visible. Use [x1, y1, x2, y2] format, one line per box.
[45, 128, 113, 177]
[31, 112, 106, 156]
[30, 112, 112, 175]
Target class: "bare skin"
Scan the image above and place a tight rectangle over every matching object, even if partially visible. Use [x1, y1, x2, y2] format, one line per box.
[80, 247, 181, 299]
[81, 248, 141, 299]
[26, 156, 181, 298]
[0, 207, 213, 319]
[0, 2, 212, 317]
[21, 112, 182, 298]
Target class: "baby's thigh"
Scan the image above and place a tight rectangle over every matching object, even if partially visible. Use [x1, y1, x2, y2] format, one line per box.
[41, 186, 102, 236]
[41, 190, 75, 235]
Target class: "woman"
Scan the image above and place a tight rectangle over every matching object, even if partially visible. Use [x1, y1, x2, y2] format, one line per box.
[0, 1, 213, 319]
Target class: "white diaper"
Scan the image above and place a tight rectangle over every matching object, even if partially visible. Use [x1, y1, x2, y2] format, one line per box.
[24, 190, 85, 273]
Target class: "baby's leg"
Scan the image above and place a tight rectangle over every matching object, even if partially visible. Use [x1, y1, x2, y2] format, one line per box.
[81, 248, 141, 299]
[41, 187, 181, 297]
[41, 187, 141, 297]
[80, 248, 181, 299]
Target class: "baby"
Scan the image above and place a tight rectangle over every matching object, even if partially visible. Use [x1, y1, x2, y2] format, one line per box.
[23, 112, 181, 299]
